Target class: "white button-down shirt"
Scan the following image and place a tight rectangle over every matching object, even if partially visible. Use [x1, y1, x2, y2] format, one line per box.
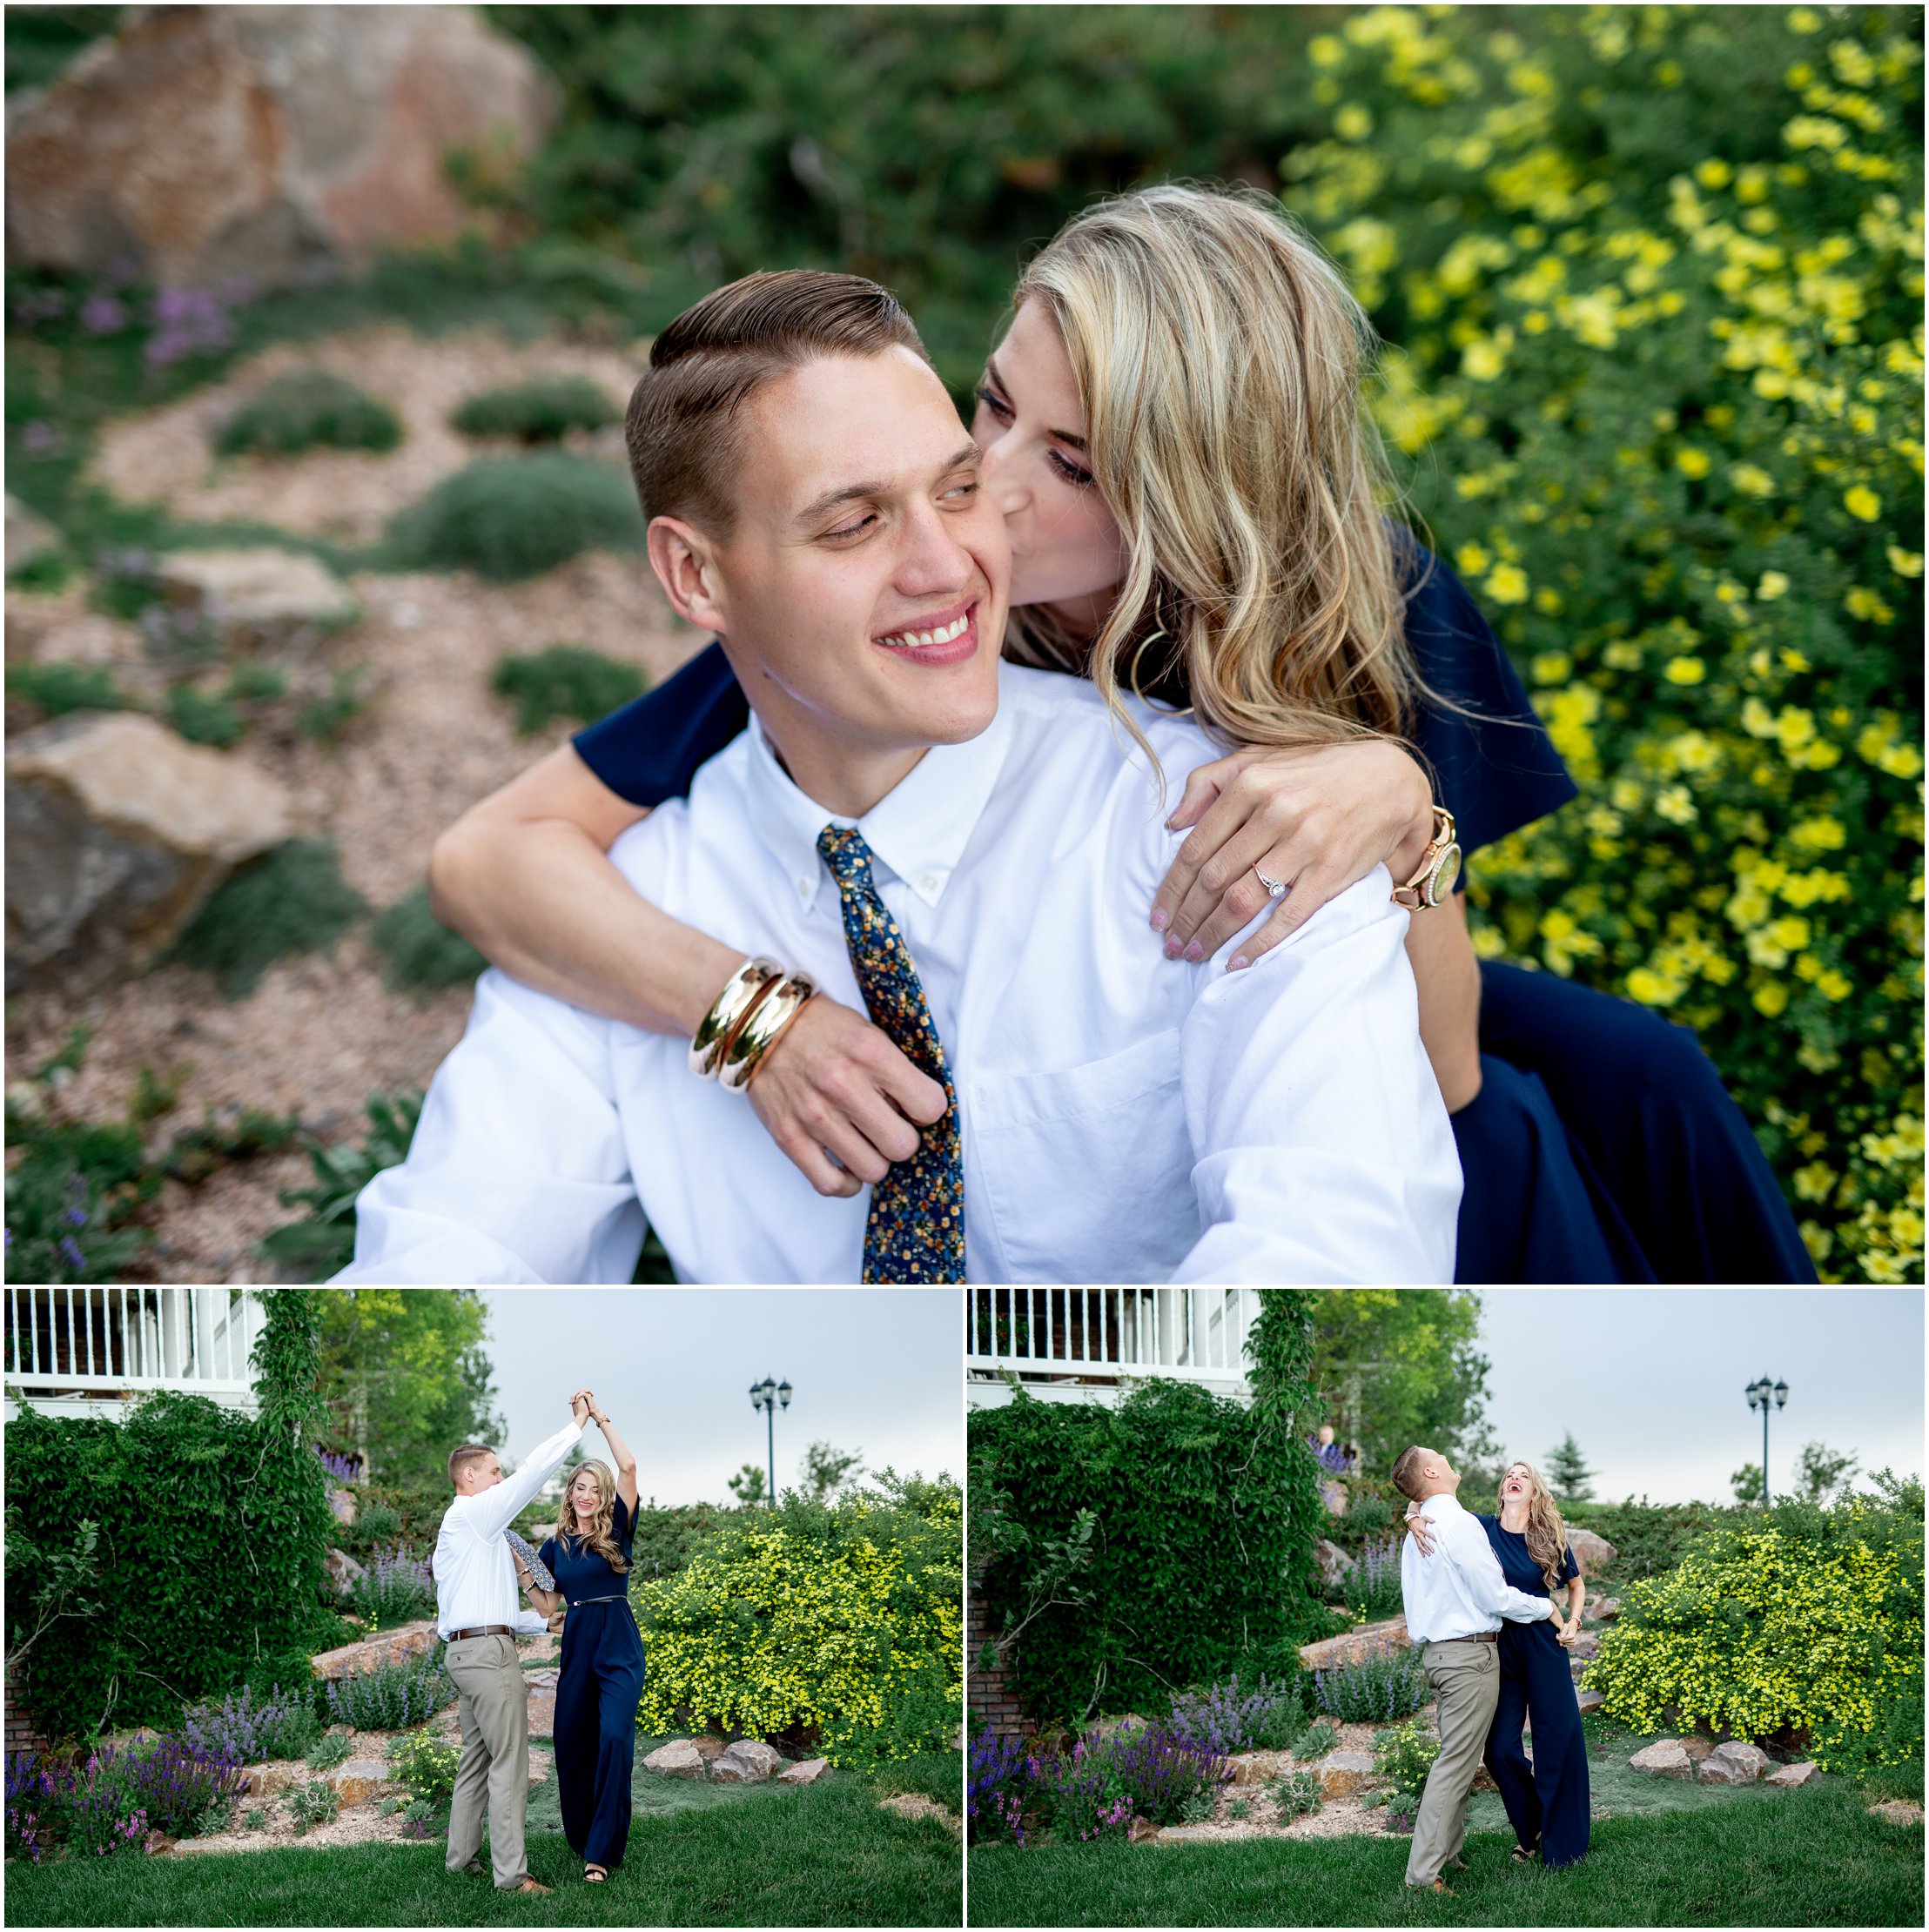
[341, 664, 1460, 1284]
[1399, 1489, 1556, 1644]
[433, 1416, 586, 1640]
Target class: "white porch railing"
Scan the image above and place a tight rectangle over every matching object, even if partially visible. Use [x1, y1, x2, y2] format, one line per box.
[965, 1287, 1259, 1405]
[3, 1288, 262, 1418]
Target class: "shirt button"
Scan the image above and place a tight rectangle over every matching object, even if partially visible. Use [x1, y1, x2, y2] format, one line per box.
[796, 879, 811, 900]
[921, 873, 940, 893]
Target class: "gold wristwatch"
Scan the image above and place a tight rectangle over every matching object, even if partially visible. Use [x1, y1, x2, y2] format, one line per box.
[1392, 806, 1462, 910]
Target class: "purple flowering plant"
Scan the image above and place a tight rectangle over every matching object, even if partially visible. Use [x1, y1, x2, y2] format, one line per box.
[966, 1727, 1032, 1846]
[315, 1447, 362, 1488]
[180, 1682, 319, 1766]
[1312, 1641, 1429, 1725]
[349, 1546, 436, 1629]
[5, 1751, 64, 1864]
[1166, 1671, 1305, 1756]
[324, 1649, 453, 1732]
[1342, 1535, 1406, 1622]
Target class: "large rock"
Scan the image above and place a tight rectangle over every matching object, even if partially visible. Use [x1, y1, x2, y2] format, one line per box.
[1567, 1529, 1616, 1573]
[1314, 1751, 1378, 1798]
[777, 1757, 830, 1786]
[1764, 1761, 1820, 1788]
[6, 496, 59, 575]
[1299, 1614, 1408, 1672]
[1866, 1798, 1923, 1826]
[1575, 1689, 1605, 1715]
[157, 549, 360, 653]
[6, 7, 558, 292]
[1590, 1596, 1621, 1622]
[326, 1758, 389, 1806]
[309, 1620, 439, 1680]
[242, 1760, 302, 1797]
[1314, 1540, 1354, 1588]
[642, 1740, 708, 1781]
[1629, 1739, 1694, 1780]
[1705, 1741, 1769, 1783]
[711, 1740, 783, 1785]
[1678, 1735, 1716, 1764]
[1227, 1750, 1299, 1787]
[327, 1486, 358, 1527]
[5, 712, 295, 992]
[323, 1547, 366, 1597]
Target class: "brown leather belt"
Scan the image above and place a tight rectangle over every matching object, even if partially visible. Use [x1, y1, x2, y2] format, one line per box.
[447, 1625, 515, 1641]
[1433, 1630, 1499, 1645]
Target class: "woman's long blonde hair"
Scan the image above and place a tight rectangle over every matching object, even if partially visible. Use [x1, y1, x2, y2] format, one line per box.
[1500, 1460, 1573, 1596]
[555, 1459, 628, 1575]
[1005, 182, 1421, 761]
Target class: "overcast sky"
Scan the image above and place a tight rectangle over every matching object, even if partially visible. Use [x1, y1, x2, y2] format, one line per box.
[1475, 1288, 1923, 1504]
[481, 1289, 960, 1504]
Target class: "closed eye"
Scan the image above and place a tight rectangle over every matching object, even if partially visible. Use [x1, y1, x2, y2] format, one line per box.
[973, 383, 1012, 422]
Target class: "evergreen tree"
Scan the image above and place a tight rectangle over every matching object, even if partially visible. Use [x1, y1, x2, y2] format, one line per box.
[1544, 1431, 1596, 1501]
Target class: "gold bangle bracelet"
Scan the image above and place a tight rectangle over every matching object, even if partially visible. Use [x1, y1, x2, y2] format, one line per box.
[689, 956, 784, 1080]
[718, 973, 816, 1092]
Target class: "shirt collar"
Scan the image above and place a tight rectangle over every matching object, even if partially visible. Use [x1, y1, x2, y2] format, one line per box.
[1426, 1489, 1465, 1517]
[744, 680, 1013, 914]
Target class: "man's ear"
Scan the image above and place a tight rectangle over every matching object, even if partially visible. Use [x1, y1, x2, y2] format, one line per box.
[648, 515, 728, 634]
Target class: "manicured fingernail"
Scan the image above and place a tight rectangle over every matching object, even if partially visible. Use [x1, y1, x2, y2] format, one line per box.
[1227, 955, 1248, 972]
[1150, 907, 1169, 932]
[1163, 936, 1184, 960]
[1183, 940, 1204, 963]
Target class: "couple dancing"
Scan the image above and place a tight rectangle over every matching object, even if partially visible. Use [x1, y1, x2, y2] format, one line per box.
[1394, 1446, 1590, 1890]
[436, 1390, 642, 1894]
[339, 181, 1811, 1285]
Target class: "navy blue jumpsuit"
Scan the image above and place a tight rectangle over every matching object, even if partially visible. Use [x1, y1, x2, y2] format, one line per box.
[571, 538, 1815, 1285]
[541, 1496, 645, 1872]
[1477, 1514, 1589, 1867]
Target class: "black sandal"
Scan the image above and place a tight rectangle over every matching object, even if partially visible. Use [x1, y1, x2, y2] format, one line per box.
[1510, 1841, 1540, 1863]
[584, 1865, 608, 1883]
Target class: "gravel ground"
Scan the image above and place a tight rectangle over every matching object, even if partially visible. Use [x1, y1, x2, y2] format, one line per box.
[10, 328, 708, 1280]
[88, 325, 647, 547]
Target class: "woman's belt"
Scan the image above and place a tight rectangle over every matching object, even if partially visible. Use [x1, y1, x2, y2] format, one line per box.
[566, 1594, 631, 1606]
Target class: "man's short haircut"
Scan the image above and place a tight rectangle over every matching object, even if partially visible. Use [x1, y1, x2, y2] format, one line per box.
[622, 269, 931, 536]
[448, 1443, 494, 1488]
[1391, 1446, 1432, 1500]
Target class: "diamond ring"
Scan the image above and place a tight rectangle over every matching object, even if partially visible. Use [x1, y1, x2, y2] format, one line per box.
[1254, 867, 1288, 902]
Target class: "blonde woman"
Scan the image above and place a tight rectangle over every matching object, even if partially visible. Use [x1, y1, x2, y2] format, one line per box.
[518, 1405, 642, 1883]
[1410, 1460, 1590, 1867]
[430, 183, 1813, 1285]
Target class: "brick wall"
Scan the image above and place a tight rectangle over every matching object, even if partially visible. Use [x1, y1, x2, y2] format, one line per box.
[4, 1668, 48, 1756]
[966, 1566, 1029, 1740]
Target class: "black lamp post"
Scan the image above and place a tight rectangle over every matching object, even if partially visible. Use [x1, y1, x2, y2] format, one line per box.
[749, 1374, 792, 1509]
[1744, 1374, 1788, 1506]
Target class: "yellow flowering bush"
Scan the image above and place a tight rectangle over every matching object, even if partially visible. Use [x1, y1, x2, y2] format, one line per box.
[1582, 1487, 1925, 1772]
[1284, 5, 1923, 1281]
[630, 1477, 961, 1768]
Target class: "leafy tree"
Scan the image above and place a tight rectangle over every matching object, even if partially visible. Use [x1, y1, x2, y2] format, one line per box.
[1796, 1441, 1862, 1506]
[316, 1290, 503, 1489]
[1731, 1461, 1766, 1506]
[1544, 1432, 1596, 1502]
[798, 1439, 865, 1502]
[1309, 1291, 1494, 1480]
[726, 1463, 768, 1508]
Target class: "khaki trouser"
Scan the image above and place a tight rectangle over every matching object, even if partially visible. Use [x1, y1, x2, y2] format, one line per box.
[445, 1633, 531, 1890]
[1407, 1638, 1500, 1888]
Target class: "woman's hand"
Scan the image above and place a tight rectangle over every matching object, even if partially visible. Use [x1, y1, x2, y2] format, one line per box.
[1403, 1510, 1437, 1557]
[1152, 739, 1435, 969]
[746, 994, 950, 1198]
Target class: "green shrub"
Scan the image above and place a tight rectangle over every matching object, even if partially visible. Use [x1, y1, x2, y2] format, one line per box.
[295, 667, 366, 745]
[6, 660, 124, 717]
[166, 681, 245, 747]
[321, 1650, 454, 1732]
[258, 1090, 423, 1281]
[1270, 1767, 1322, 1820]
[225, 661, 288, 701]
[286, 1779, 339, 1835]
[635, 1474, 961, 1767]
[305, 1731, 351, 1772]
[387, 1732, 460, 1809]
[451, 374, 620, 443]
[214, 371, 402, 458]
[1280, 4, 1923, 1281]
[243, 1807, 267, 1829]
[173, 838, 367, 997]
[386, 453, 643, 581]
[490, 643, 646, 735]
[1371, 1717, 1440, 1806]
[1563, 1498, 1744, 1580]
[0, 1298, 333, 1739]
[371, 885, 487, 995]
[971, 1373, 1329, 1724]
[1295, 1721, 1339, 1761]
[1584, 1484, 1925, 1771]
[9, 548, 73, 593]
[1311, 1646, 1429, 1725]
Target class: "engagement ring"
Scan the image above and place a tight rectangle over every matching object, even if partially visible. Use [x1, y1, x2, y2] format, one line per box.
[1254, 867, 1288, 901]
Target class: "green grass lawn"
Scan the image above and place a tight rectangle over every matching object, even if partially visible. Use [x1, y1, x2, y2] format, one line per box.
[6, 1750, 960, 1928]
[967, 1780, 1921, 1928]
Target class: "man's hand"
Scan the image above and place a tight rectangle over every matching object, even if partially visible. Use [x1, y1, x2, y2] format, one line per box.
[1404, 1510, 1437, 1557]
[570, 1390, 592, 1425]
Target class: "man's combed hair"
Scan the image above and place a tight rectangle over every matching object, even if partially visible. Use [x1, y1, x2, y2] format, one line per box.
[623, 270, 930, 534]
[448, 1443, 494, 1488]
[1391, 1446, 1431, 1500]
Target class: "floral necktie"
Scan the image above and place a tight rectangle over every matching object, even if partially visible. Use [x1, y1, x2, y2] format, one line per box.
[816, 825, 965, 1283]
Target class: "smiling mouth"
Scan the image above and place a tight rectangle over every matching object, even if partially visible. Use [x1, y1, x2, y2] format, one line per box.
[875, 597, 978, 653]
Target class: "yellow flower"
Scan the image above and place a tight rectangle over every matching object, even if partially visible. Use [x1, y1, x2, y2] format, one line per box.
[1664, 655, 1705, 685]
[1334, 104, 1374, 141]
[1757, 570, 1791, 600]
[1675, 446, 1712, 479]
[1887, 546, 1925, 577]
[1455, 540, 1492, 574]
[1485, 562, 1529, 603]
[1843, 484, 1882, 520]
[1845, 587, 1895, 622]
[1731, 463, 1776, 496]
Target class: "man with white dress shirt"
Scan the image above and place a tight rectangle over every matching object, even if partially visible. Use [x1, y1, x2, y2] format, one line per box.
[338, 270, 1460, 1285]
[435, 1392, 592, 1895]
[1392, 1444, 1563, 1894]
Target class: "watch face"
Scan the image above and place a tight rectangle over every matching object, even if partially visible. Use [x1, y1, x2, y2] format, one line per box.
[1428, 842, 1463, 904]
